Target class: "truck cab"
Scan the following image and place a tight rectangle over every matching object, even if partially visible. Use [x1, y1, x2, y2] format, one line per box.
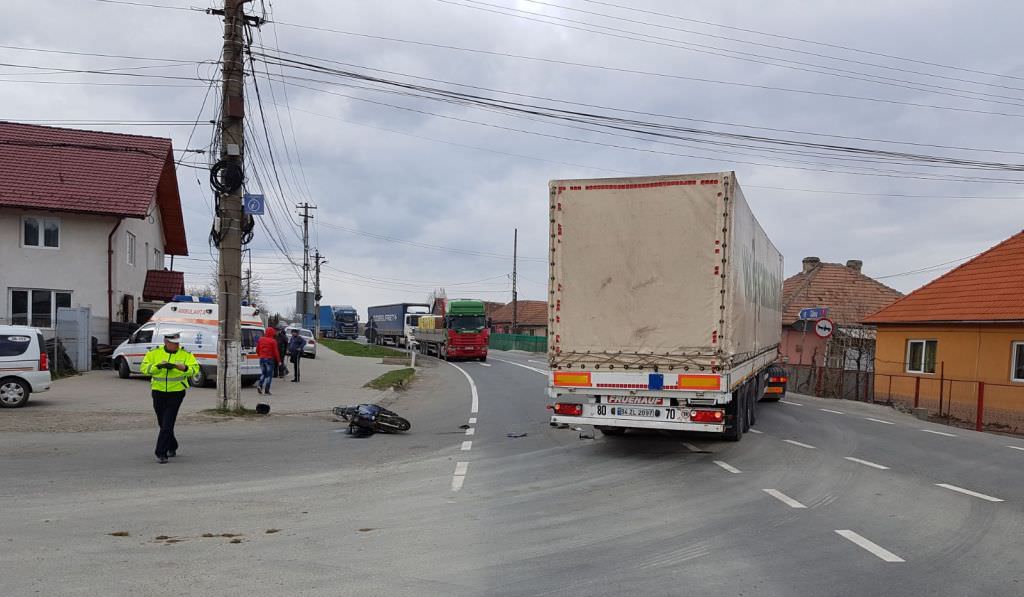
[333, 305, 360, 340]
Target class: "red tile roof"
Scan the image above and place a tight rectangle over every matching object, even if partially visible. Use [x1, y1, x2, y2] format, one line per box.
[782, 262, 902, 326]
[143, 270, 185, 302]
[489, 300, 548, 327]
[864, 231, 1024, 324]
[0, 121, 188, 255]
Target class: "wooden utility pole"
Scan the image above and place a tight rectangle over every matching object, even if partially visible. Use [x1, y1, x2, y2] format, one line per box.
[313, 251, 326, 337]
[512, 227, 518, 335]
[215, 0, 245, 410]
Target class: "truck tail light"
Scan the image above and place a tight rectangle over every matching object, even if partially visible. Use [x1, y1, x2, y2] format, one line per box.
[39, 351, 48, 371]
[690, 409, 724, 423]
[550, 403, 582, 416]
[769, 376, 787, 383]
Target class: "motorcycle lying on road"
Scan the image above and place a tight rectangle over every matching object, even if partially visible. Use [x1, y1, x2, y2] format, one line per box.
[333, 404, 411, 437]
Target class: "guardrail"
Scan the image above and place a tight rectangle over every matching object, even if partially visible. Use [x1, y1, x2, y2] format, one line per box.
[489, 333, 547, 353]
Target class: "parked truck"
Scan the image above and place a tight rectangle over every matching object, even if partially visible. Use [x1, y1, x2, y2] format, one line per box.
[413, 299, 489, 361]
[332, 305, 360, 339]
[302, 305, 336, 337]
[546, 172, 783, 441]
[366, 303, 430, 348]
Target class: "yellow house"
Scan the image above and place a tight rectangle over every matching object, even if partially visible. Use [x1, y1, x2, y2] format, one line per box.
[863, 232, 1024, 432]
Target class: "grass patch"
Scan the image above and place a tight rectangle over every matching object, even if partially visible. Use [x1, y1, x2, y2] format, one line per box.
[199, 406, 261, 417]
[321, 339, 406, 359]
[365, 367, 415, 391]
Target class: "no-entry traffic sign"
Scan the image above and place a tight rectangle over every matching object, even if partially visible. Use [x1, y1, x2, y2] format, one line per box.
[814, 318, 835, 339]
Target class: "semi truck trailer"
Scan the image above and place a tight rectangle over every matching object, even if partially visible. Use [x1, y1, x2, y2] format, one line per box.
[366, 303, 430, 348]
[546, 172, 783, 441]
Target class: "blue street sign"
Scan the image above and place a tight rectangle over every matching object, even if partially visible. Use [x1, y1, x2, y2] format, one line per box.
[799, 307, 829, 321]
[243, 193, 265, 215]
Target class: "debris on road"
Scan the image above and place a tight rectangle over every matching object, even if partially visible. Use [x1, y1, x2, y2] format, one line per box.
[108, 531, 129, 537]
[506, 432, 528, 438]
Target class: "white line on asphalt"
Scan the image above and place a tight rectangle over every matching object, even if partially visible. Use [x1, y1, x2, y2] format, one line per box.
[447, 363, 479, 414]
[454, 461, 469, 476]
[465, 427, 475, 436]
[820, 408, 845, 415]
[451, 461, 469, 492]
[782, 439, 817, 449]
[749, 429, 763, 434]
[713, 460, 741, 474]
[763, 489, 807, 509]
[844, 456, 890, 470]
[461, 441, 472, 451]
[490, 357, 548, 375]
[935, 483, 1004, 502]
[1008, 445, 1024, 452]
[528, 359, 547, 365]
[865, 417, 895, 425]
[683, 442, 701, 452]
[835, 530, 905, 563]
[468, 417, 477, 424]
[478, 362, 492, 367]
[780, 400, 803, 406]
[921, 429, 957, 437]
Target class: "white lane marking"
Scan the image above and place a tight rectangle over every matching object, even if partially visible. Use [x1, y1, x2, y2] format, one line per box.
[1008, 445, 1024, 452]
[447, 363, 479, 414]
[468, 417, 477, 424]
[782, 439, 816, 449]
[935, 483, 1004, 503]
[528, 359, 547, 365]
[865, 417, 895, 425]
[763, 489, 807, 509]
[780, 400, 803, 406]
[451, 461, 469, 492]
[461, 441, 472, 451]
[749, 429, 763, 434]
[490, 357, 548, 375]
[454, 461, 469, 476]
[465, 427, 475, 436]
[835, 530, 905, 563]
[451, 475, 465, 492]
[682, 442, 701, 452]
[713, 460, 741, 474]
[820, 408, 844, 415]
[478, 362, 492, 367]
[921, 429, 957, 437]
[845, 456, 890, 470]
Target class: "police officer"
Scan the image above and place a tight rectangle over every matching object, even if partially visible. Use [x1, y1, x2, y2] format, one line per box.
[140, 332, 199, 464]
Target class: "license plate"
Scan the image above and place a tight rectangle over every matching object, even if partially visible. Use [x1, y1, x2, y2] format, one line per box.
[612, 406, 659, 417]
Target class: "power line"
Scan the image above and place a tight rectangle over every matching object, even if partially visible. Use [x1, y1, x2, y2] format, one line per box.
[90, 0, 198, 11]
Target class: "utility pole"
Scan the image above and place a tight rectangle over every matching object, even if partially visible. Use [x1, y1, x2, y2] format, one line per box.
[296, 202, 316, 295]
[312, 251, 326, 337]
[214, 0, 245, 411]
[512, 227, 518, 335]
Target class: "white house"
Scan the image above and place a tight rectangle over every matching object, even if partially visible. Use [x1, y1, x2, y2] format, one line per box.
[0, 122, 189, 344]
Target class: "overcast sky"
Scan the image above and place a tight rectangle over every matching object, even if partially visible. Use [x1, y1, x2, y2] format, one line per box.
[4, 0, 1023, 315]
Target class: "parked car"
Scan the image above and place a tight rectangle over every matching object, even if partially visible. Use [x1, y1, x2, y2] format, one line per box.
[0, 325, 52, 408]
[285, 326, 317, 358]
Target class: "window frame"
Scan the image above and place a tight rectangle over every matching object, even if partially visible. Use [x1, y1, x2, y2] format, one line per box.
[21, 215, 61, 249]
[1012, 341, 1024, 384]
[8, 288, 73, 329]
[906, 339, 938, 374]
[126, 231, 136, 266]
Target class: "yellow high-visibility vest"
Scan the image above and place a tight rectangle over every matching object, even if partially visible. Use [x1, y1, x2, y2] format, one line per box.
[140, 346, 200, 392]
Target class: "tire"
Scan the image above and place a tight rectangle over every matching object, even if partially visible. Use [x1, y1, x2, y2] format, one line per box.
[440, 345, 448, 361]
[748, 385, 758, 427]
[0, 378, 30, 408]
[725, 394, 744, 442]
[375, 413, 411, 433]
[742, 384, 753, 433]
[190, 366, 209, 388]
[479, 356, 487, 362]
[597, 426, 626, 436]
[117, 357, 131, 379]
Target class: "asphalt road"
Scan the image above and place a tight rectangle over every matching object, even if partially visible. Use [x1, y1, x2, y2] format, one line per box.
[3, 349, 1023, 596]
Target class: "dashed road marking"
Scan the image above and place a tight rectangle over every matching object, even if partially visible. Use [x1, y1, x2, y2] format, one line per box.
[682, 442, 702, 452]
[454, 461, 468, 476]
[780, 400, 803, 406]
[935, 483, 1003, 502]
[447, 363, 479, 414]
[782, 439, 816, 449]
[763, 489, 807, 509]
[820, 408, 844, 415]
[468, 417, 477, 424]
[451, 461, 469, 492]
[844, 456, 890, 470]
[478, 362, 491, 367]
[835, 530, 905, 563]
[461, 441, 472, 451]
[465, 427, 475, 436]
[490, 357, 548, 375]
[748, 429, 763, 434]
[865, 417, 895, 425]
[1008, 445, 1024, 452]
[921, 429, 957, 437]
[713, 460, 741, 474]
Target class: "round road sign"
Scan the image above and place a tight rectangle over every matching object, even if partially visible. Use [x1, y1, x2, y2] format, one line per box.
[814, 318, 835, 339]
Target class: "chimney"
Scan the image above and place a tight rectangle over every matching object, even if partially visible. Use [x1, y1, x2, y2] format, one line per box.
[846, 259, 863, 273]
[802, 257, 820, 273]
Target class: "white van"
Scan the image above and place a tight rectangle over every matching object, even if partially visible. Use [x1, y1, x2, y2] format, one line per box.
[112, 299, 266, 387]
[0, 325, 51, 408]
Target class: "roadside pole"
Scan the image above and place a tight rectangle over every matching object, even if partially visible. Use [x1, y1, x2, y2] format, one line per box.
[313, 251, 325, 338]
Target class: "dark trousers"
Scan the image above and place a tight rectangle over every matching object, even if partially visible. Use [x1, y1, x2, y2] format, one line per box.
[152, 390, 185, 457]
[290, 352, 301, 381]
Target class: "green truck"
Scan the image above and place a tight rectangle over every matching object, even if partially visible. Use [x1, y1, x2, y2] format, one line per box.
[413, 299, 490, 361]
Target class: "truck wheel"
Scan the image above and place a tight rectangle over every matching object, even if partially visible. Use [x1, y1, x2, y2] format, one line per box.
[117, 357, 131, 379]
[742, 385, 752, 433]
[597, 426, 626, 436]
[725, 396, 744, 442]
[748, 385, 757, 428]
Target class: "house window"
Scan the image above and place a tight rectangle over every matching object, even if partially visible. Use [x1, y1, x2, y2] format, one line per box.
[22, 216, 60, 248]
[906, 339, 938, 374]
[1012, 342, 1024, 383]
[9, 289, 71, 328]
[126, 232, 136, 266]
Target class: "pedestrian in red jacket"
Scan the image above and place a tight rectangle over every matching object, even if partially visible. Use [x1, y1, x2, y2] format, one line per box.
[256, 327, 281, 395]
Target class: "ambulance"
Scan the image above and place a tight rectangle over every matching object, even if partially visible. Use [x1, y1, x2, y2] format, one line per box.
[112, 296, 267, 387]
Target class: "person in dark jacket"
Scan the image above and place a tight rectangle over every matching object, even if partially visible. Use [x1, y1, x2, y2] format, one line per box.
[275, 327, 289, 378]
[255, 327, 281, 395]
[287, 328, 306, 382]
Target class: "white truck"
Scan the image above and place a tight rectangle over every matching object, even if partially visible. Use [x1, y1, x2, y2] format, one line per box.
[546, 172, 783, 441]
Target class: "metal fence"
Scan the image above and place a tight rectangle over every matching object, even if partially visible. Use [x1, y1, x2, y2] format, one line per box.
[489, 333, 548, 353]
